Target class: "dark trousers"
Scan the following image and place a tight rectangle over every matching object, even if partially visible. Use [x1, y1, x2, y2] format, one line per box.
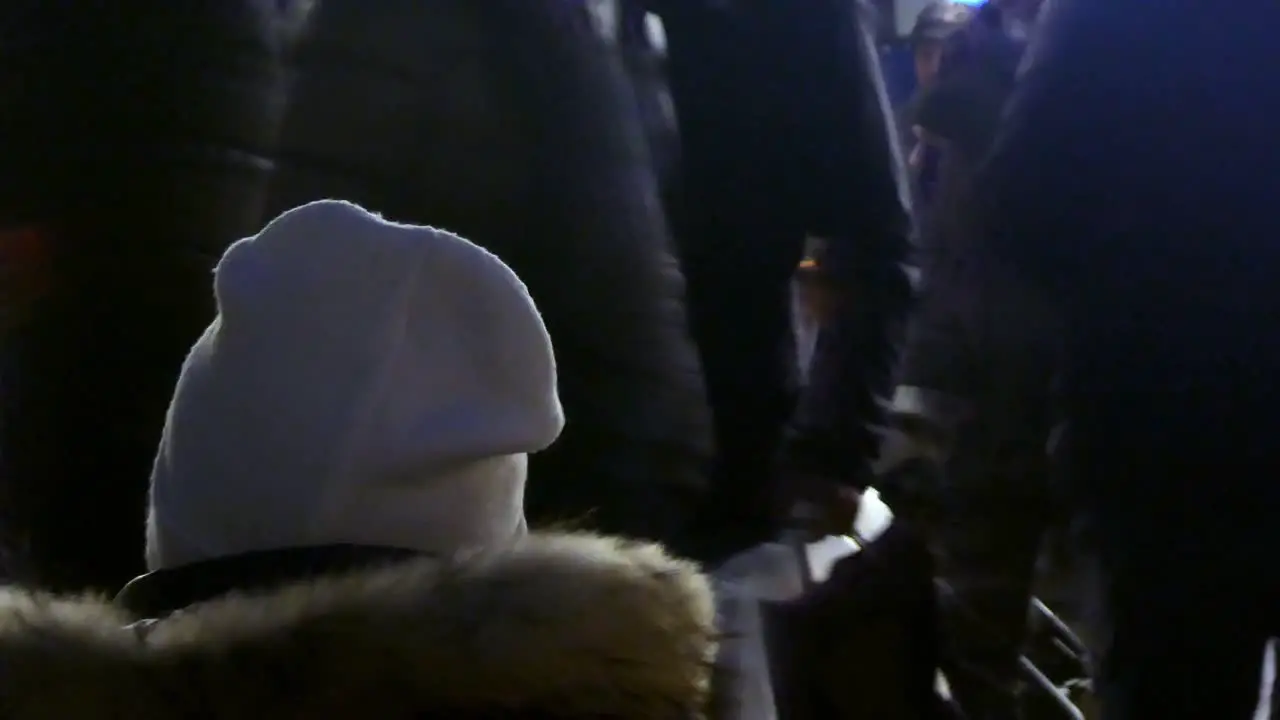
[687, 386, 795, 565]
[901, 244, 1063, 718]
[1091, 538, 1280, 720]
[935, 485, 1055, 719]
[1060, 405, 1280, 719]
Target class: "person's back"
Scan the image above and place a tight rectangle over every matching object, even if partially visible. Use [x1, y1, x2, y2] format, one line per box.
[977, 1, 1280, 716]
[986, 0, 1280, 513]
[0, 1, 290, 592]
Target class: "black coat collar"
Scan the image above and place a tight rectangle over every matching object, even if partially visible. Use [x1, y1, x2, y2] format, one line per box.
[115, 544, 422, 618]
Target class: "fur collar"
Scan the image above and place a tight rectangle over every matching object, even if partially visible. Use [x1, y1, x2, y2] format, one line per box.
[0, 533, 717, 719]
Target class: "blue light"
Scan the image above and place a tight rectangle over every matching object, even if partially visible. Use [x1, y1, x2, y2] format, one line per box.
[952, 0, 985, 5]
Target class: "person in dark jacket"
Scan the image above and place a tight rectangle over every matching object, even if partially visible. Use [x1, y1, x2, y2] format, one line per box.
[974, 1, 1280, 717]
[0, 0, 291, 592]
[898, 2, 973, 148]
[265, 0, 712, 549]
[899, 2, 973, 216]
[649, 0, 914, 560]
[889, 4, 1058, 717]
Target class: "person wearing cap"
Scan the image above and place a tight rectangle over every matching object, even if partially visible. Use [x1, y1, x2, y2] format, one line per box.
[0, 195, 939, 718]
[886, 1, 1063, 717]
[141, 199, 569, 572]
[0, 200, 721, 718]
[898, 1, 973, 212]
[911, 1, 974, 94]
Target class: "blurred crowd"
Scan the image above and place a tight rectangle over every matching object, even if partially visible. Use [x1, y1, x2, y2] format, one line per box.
[0, 1, 1279, 719]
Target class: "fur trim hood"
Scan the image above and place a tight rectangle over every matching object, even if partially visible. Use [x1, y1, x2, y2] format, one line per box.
[0, 534, 718, 719]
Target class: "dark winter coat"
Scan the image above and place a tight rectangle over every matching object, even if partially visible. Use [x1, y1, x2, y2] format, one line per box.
[896, 2, 1059, 496]
[0, 0, 291, 592]
[0, 533, 719, 718]
[975, 0, 1280, 554]
[264, 0, 712, 538]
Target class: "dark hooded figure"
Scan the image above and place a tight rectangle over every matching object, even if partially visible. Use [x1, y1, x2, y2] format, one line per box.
[0, 1, 291, 592]
[647, 0, 913, 560]
[264, 0, 713, 548]
[974, 1, 1280, 717]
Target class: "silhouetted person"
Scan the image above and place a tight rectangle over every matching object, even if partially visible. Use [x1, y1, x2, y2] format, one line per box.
[0, 0, 290, 591]
[977, 1, 1280, 717]
[650, 0, 913, 561]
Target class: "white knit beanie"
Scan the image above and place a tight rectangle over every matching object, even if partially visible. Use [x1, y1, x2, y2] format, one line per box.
[145, 200, 564, 571]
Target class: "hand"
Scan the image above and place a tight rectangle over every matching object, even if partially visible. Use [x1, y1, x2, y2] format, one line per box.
[789, 478, 862, 540]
